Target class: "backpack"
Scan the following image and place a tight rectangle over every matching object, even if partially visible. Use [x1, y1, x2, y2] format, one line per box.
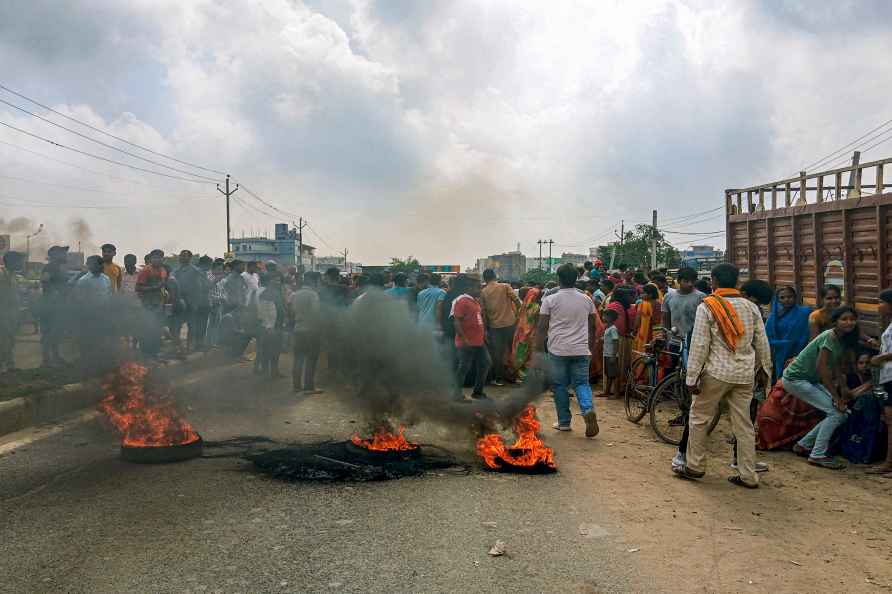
[838, 394, 886, 464]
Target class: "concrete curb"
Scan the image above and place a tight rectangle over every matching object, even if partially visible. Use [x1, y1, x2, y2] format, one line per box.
[0, 352, 207, 439]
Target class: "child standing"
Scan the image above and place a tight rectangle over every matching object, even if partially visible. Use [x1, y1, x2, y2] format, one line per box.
[602, 309, 620, 396]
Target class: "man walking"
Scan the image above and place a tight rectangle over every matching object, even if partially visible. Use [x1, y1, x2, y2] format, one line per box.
[480, 269, 521, 385]
[291, 271, 323, 394]
[452, 275, 491, 401]
[661, 266, 705, 469]
[535, 263, 599, 437]
[675, 263, 771, 488]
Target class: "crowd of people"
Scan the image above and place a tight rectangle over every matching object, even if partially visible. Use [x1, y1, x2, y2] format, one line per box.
[2, 245, 891, 484]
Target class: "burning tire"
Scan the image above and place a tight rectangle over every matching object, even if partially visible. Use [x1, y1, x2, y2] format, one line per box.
[120, 437, 204, 464]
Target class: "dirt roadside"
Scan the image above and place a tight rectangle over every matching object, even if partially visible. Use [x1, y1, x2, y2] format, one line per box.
[537, 393, 892, 593]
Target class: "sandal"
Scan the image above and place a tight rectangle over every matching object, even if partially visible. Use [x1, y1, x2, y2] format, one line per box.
[792, 444, 811, 458]
[672, 465, 705, 480]
[866, 465, 892, 475]
[728, 475, 758, 489]
[808, 456, 847, 470]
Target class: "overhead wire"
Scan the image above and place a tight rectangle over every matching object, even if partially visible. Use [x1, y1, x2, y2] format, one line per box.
[0, 97, 219, 182]
[0, 138, 193, 190]
[800, 117, 892, 173]
[0, 83, 227, 176]
[0, 120, 216, 184]
[0, 173, 213, 201]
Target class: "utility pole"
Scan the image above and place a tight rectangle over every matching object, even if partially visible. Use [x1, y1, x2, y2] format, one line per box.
[651, 210, 658, 270]
[343, 248, 349, 275]
[547, 239, 555, 272]
[25, 223, 43, 274]
[216, 174, 239, 255]
[618, 220, 625, 265]
[294, 218, 308, 274]
[537, 239, 544, 271]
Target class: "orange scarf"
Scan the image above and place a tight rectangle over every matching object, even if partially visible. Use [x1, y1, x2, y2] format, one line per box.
[703, 288, 745, 352]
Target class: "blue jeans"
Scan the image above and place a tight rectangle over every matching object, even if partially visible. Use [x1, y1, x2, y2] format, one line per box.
[782, 377, 848, 458]
[549, 354, 594, 426]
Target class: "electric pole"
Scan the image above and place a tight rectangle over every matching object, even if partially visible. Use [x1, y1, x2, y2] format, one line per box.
[294, 218, 308, 274]
[216, 174, 239, 255]
[343, 248, 349, 275]
[547, 239, 554, 272]
[537, 239, 544, 271]
[651, 209, 658, 270]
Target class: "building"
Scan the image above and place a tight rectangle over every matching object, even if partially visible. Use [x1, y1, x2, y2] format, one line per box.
[525, 257, 561, 273]
[560, 252, 588, 267]
[476, 251, 526, 281]
[681, 245, 720, 260]
[229, 223, 316, 271]
[316, 255, 361, 275]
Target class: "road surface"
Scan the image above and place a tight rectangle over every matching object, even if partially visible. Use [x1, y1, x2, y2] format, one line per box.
[1, 356, 890, 593]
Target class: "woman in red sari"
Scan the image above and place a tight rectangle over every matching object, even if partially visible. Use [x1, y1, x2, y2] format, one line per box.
[508, 287, 542, 381]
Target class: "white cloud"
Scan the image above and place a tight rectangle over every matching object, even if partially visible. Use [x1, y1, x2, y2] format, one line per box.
[1, 0, 891, 263]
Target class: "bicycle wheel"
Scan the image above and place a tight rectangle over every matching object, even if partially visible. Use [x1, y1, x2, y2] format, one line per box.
[624, 356, 652, 423]
[649, 372, 688, 446]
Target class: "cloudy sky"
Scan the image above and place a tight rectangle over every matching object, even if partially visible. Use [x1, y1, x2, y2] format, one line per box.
[1, 0, 891, 266]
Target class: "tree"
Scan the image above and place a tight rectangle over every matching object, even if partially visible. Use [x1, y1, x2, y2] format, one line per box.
[522, 269, 556, 285]
[389, 256, 421, 274]
[604, 225, 680, 270]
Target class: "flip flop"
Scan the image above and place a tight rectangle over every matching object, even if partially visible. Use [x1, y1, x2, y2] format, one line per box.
[866, 465, 892, 475]
[728, 475, 759, 489]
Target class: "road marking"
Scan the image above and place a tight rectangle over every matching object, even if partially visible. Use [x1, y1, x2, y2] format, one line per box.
[0, 410, 101, 456]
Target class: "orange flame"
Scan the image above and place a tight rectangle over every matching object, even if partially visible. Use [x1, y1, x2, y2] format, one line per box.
[351, 425, 418, 451]
[99, 362, 200, 447]
[476, 405, 555, 469]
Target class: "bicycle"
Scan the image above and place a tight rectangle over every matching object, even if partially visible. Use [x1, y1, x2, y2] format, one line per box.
[623, 335, 675, 423]
[649, 333, 722, 445]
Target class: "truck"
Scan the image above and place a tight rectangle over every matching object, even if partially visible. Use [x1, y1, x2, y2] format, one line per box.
[725, 155, 892, 334]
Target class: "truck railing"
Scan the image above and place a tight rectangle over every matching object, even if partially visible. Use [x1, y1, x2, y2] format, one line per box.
[725, 156, 892, 215]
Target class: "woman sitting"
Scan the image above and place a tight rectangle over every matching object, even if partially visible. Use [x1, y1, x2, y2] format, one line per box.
[781, 306, 859, 469]
[767, 286, 812, 383]
[808, 285, 842, 340]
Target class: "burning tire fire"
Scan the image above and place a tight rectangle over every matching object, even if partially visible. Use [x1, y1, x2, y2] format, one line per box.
[100, 362, 203, 464]
[120, 437, 204, 464]
[476, 405, 557, 473]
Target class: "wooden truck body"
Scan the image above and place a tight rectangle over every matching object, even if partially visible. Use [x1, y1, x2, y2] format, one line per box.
[725, 156, 892, 334]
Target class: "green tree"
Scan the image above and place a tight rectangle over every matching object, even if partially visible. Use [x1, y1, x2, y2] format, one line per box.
[608, 225, 680, 270]
[389, 256, 421, 274]
[522, 269, 556, 285]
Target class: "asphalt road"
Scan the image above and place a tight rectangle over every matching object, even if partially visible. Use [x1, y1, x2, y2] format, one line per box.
[0, 358, 655, 594]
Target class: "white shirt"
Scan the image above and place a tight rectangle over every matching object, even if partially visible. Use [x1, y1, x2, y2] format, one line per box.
[880, 322, 892, 384]
[242, 271, 260, 305]
[539, 288, 594, 357]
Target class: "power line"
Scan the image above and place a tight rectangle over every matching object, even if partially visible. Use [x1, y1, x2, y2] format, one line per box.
[236, 181, 302, 219]
[800, 117, 892, 172]
[0, 173, 213, 201]
[0, 83, 226, 176]
[660, 228, 725, 235]
[659, 205, 725, 225]
[0, 138, 191, 190]
[0, 119, 216, 183]
[305, 221, 335, 250]
[0, 97, 219, 182]
[0, 192, 132, 209]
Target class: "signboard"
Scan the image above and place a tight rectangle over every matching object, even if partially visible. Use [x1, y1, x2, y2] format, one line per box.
[422, 265, 460, 273]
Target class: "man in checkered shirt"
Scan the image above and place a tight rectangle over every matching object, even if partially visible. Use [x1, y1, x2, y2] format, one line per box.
[675, 263, 772, 488]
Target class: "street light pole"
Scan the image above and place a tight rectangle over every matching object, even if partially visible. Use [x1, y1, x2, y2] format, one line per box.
[25, 223, 44, 274]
